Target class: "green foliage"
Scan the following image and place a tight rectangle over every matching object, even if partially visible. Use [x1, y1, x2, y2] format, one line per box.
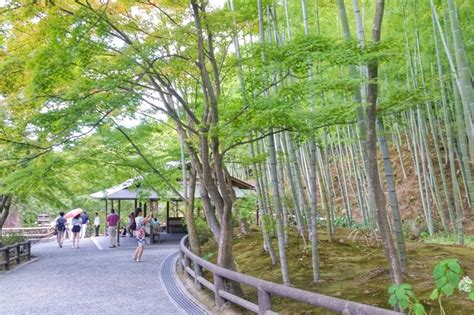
[388, 283, 425, 314]
[430, 258, 474, 309]
[389, 258, 473, 314]
[333, 216, 366, 229]
[0, 233, 27, 247]
[194, 216, 212, 246]
[432, 258, 462, 297]
[422, 233, 474, 247]
[234, 195, 256, 223]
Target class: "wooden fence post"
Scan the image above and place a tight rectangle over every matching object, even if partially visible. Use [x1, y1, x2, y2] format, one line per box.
[194, 264, 203, 290]
[26, 241, 31, 260]
[258, 287, 271, 315]
[16, 244, 20, 264]
[5, 247, 10, 270]
[213, 273, 225, 306]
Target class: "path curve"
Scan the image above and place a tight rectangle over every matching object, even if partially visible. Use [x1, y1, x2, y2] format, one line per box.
[160, 252, 207, 315]
[0, 236, 194, 314]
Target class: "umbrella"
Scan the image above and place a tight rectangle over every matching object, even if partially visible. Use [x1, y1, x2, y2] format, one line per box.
[64, 208, 83, 219]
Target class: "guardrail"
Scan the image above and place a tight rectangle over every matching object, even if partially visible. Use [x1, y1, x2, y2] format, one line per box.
[1, 241, 31, 271]
[1, 227, 55, 240]
[179, 235, 402, 315]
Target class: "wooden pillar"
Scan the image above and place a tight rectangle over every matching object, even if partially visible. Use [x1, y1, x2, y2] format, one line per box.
[144, 203, 147, 217]
[166, 201, 170, 234]
[134, 199, 137, 209]
[105, 199, 108, 236]
[117, 200, 121, 246]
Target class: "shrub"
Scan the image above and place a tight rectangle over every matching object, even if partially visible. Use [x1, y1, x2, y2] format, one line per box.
[195, 216, 212, 245]
[0, 233, 27, 247]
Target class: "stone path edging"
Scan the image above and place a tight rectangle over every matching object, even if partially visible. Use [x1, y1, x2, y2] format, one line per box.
[160, 251, 209, 315]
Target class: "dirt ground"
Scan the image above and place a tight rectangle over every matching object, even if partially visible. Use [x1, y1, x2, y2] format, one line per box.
[201, 227, 474, 314]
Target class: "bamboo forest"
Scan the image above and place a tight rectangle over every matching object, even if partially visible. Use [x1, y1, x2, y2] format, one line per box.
[0, 0, 473, 314]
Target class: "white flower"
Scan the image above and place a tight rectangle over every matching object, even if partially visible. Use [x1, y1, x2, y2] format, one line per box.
[458, 276, 472, 293]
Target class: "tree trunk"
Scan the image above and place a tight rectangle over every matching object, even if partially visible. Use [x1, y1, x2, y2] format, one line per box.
[184, 169, 200, 255]
[366, 0, 403, 285]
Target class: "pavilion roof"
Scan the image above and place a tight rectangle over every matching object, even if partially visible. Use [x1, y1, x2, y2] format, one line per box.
[90, 177, 159, 200]
[90, 174, 254, 201]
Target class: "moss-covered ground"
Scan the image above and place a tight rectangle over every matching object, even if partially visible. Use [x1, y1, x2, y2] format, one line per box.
[200, 228, 474, 314]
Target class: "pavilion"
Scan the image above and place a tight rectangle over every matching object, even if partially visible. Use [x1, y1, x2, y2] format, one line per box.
[90, 175, 254, 245]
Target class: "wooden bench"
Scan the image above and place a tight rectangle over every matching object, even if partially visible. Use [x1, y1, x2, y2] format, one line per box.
[167, 217, 187, 234]
[149, 224, 161, 244]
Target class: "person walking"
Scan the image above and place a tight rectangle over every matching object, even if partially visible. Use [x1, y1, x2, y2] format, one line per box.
[94, 212, 101, 237]
[107, 209, 119, 248]
[71, 214, 82, 249]
[55, 212, 66, 248]
[132, 208, 152, 262]
[80, 211, 89, 239]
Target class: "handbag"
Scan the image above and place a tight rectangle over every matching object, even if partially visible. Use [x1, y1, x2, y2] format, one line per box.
[72, 225, 81, 233]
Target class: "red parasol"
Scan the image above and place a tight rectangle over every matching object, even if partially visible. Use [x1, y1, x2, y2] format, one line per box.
[64, 208, 83, 219]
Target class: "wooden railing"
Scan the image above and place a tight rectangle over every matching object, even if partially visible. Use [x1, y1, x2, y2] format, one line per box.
[1, 227, 55, 240]
[179, 236, 402, 315]
[1, 241, 31, 271]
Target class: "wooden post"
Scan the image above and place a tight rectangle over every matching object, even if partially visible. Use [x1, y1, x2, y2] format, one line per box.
[258, 287, 272, 315]
[194, 264, 203, 290]
[105, 199, 108, 236]
[166, 201, 170, 234]
[117, 200, 121, 246]
[213, 273, 225, 306]
[144, 203, 147, 217]
[16, 244, 20, 264]
[184, 254, 191, 269]
[5, 247, 10, 270]
[134, 199, 137, 209]
[27, 241, 31, 260]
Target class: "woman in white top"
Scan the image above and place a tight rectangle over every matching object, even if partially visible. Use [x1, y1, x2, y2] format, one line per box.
[71, 214, 82, 248]
[94, 212, 100, 237]
[132, 208, 152, 262]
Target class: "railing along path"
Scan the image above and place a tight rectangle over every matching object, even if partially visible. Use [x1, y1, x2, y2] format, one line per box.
[180, 235, 402, 315]
[1, 227, 55, 240]
[0, 241, 32, 271]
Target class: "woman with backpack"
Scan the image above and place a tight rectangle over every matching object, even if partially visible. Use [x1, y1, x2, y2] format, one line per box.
[132, 208, 152, 262]
[55, 212, 66, 248]
[71, 214, 82, 249]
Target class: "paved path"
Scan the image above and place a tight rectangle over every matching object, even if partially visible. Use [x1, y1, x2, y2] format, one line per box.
[0, 235, 185, 315]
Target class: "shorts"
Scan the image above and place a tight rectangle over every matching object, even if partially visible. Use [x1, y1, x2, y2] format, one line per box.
[137, 238, 146, 247]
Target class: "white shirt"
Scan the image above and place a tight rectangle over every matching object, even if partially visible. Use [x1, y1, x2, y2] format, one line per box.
[94, 216, 100, 226]
[135, 216, 144, 228]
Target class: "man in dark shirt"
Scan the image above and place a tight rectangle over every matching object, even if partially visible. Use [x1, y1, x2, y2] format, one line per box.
[80, 211, 89, 239]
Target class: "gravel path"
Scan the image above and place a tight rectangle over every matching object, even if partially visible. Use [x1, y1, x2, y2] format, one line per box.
[0, 236, 184, 315]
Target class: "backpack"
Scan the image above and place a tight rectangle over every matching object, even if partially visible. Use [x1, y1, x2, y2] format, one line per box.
[56, 217, 66, 232]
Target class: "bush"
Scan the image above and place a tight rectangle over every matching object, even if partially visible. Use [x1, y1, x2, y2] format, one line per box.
[0, 233, 27, 247]
[195, 216, 212, 245]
